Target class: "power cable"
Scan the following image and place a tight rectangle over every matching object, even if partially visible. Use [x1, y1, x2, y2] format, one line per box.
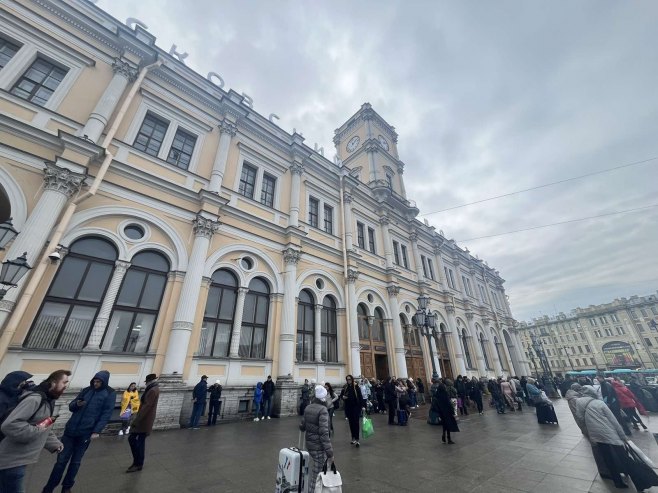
[457, 203, 658, 242]
[420, 156, 658, 216]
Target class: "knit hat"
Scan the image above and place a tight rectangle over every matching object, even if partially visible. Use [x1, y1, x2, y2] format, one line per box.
[315, 385, 328, 401]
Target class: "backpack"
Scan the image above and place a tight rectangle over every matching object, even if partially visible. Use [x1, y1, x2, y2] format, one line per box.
[0, 391, 47, 442]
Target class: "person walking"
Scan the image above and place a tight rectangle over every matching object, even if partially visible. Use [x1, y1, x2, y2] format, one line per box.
[262, 376, 275, 420]
[611, 379, 648, 431]
[374, 380, 385, 414]
[455, 376, 468, 416]
[300, 385, 335, 487]
[435, 383, 459, 444]
[300, 379, 311, 415]
[126, 373, 160, 473]
[384, 377, 397, 425]
[445, 379, 459, 417]
[324, 382, 338, 436]
[0, 370, 69, 493]
[206, 380, 222, 426]
[416, 378, 426, 405]
[340, 375, 364, 446]
[253, 382, 264, 421]
[575, 386, 629, 488]
[119, 382, 139, 436]
[189, 375, 208, 429]
[597, 375, 631, 436]
[42, 370, 115, 493]
[500, 378, 517, 412]
[0, 371, 33, 416]
[470, 377, 484, 415]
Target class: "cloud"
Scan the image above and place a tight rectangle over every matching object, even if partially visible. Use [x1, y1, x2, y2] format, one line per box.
[99, 0, 658, 321]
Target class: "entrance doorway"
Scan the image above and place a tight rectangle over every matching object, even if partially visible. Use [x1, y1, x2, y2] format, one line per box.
[375, 354, 389, 380]
[358, 304, 389, 380]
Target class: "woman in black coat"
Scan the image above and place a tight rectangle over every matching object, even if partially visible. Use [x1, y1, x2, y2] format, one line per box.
[339, 374, 365, 447]
[435, 383, 459, 444]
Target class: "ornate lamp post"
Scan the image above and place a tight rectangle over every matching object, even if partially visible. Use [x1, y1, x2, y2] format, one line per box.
[0, 219, 19, 250]
[415, 294, 439, 380]
[530, 332, 559, 398]
[0, 252, 32, 300]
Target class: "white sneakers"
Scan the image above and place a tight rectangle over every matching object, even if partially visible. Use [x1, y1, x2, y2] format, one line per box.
[126, 426, 130, 434]
[267, 416, 271, 420]
[118, 430, 124, 436]
[254, 417, 260, 421]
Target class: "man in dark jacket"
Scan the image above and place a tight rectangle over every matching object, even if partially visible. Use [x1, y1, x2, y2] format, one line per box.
[0, 370, 33, 416]
[597, 375, 631, 436]
[262, 375, 275, 419]
[127, 374, 160, 473]
[206, 380, 222, 426]
[42, 370, 115, 493]
[189, 375, 208, 429]
[384, 377, 397, 424]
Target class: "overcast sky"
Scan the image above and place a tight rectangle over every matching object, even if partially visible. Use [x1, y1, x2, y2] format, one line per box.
[98, 0, 658, 322]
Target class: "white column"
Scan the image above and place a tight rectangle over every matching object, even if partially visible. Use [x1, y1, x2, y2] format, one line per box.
[277, 248, 301, 377]
[379, 216, 394, 269]
[314, 304, 323, 363]
[409, 232, 425, 280]
[511, 331, 529, 376]
[342, 191, 354, 251]
[228, 287, 249, 357]
[289, 162, 304, 227]
[466, 312, 486, 375]
[484, 318, 503, 375]
[500, 335, 515, 377]
[445, 305, 467, 375]
[387, 286, 408, 378]
[365, 140, 378, 182]
[346, 268, 361, 377]
[429, 334, 442, 378]
[85, 260, 131, 350]
[162, 214, 219, 375]
[80, 58, 138, 143]
[0, 162, 86, 330]
[208, 120, 237, 193]
[432, 242, 447, 288]
[397, 164, 407, 198]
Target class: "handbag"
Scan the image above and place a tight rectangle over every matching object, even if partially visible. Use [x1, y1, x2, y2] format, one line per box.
[624, 442, 658, 491]
[314, 460, 342, 493]
[361, 416, 374, 439]
[120, 408, 132, 420]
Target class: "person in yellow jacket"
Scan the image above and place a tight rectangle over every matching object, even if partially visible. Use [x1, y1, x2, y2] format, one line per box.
[119, 382, 140, 436]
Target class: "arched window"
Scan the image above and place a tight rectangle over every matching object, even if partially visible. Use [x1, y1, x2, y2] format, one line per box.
[26, 237, 117, 350]
[479, 332, 491, 370]
[239, 277, 270, 359]
[199, 269, 238, 357]
[321, 296, 338, 362]
[372, 308, 385, 341]
[461, 328, 473, 369]
[103, 251, 169, 353]
[357, 304, 369, 339]
[494, 335, 507, 371]
[296, 289, 315, 361]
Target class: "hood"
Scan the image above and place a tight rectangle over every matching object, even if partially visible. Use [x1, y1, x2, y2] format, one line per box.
[610, 380, 624, 389]
[0, 371, 33, 394]
[91, 370, 110, 389]
[256, 382, 263, 389]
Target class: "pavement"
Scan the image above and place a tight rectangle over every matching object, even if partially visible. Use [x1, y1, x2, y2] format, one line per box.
[23, 398, 658, 493]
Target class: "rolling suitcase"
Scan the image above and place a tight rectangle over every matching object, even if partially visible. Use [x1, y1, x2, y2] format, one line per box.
[536, 402, 558, 424]
[276, 431, 310, 493]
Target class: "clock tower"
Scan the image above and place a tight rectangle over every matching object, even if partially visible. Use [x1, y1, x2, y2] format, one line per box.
[333, 103, 407, 199]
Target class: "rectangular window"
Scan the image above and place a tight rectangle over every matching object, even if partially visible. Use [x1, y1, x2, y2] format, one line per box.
[589, 318, 598, 327]
[0, 37, 21, 69]
[590, 358, 596, 366]
[367, 227, 376, 253]
[323, 204, 333, 234]
[641, 308, 648, 318]
[645, 338, 653, 347]
[385, 174, 393, 189]
[308, 197, 319, 228]
[238, 163, 258, 199]
[10, 57, 68, 107]
[631, 310, 639, 320]
[133, 112, 169, 156]
[611, 313, 620, 322]
[445, 268, 455, 289]
[356, 222, 365, 249]
[578, 346, 583, 354]
[400, 245, 409, 269]
[393, 241, 401, 265]
[466, 278, 473, 296]
[427, 259, 435, 280]
[166, 128, 197, 169]
[260, 173, 276, 208]
[638, 323, 645, 332]
[600, 316, 608, 325]
[652, 307, 658, 316]
[585, 345, 591, 352]
[575, 359, 581, 366]
[421, 255, 428, 278]
[478, 285, 487, 303]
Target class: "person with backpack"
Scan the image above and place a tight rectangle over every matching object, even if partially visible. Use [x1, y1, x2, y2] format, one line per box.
[118, 382, 139, 436]
[42, 370, 115, 493]
[0, 369, 70, 493]
[206, 380, 222, 426]
[0, 371, 33, 417]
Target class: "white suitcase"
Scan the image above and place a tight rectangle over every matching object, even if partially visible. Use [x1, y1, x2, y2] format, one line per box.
[275, 432, 310, 493]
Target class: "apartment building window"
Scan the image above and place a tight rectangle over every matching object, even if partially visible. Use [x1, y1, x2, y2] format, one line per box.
[478, 285, 487, 303]
[578, 346, 583, 354]
[604, 328, 612, 336]
[367, 227, 376, 253]
[590, 358, 596, 366]
[0, 37, 21, 69]
[641, 308, 648, 318]
[585, 345, 591, 352]
[11, 57, 68, 107]
[385, 174, 393, 189]
[593, 330, 601, 338]
[631, 310, 639, 320]
[357, 222, 366, 249]
[611, 313, 620, 322]
[322, 204, 334, 234]
[445, 267, 456, 289]
[260, 173, 276, 208]
[421, 255, 429, 278]
[599, 316, 608, 325]
[238, 163, 258, 199]
[393, 241, 401, 265]
[652, 307, 658, 316]
[637, 324, 645, 332]
[491, 291, 500, 309]
[308, 197, 319, 228]
[427, 259, 435, 280]
[134, 112, 169, 156]
[400, 245, 409, 269]
[581, 333, 586, 341]
[166, 128, 197, 170]
[616, 326, 625, 335]
[575, 359, 581, 366]
[462, 276, 474, 297]
[589, 318, 598, 327]
[645, 338, 653, 347]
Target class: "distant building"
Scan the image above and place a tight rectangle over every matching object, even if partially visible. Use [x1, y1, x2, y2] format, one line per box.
[518, 292, 658, 375]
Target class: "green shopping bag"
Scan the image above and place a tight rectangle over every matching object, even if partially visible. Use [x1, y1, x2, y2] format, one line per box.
[361, 416, 374, 439]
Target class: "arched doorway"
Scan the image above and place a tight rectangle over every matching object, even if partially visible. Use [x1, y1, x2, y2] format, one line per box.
[358, 304, 389, 379]
[435, 322, 453, 380]
[402, 314, 427, 383]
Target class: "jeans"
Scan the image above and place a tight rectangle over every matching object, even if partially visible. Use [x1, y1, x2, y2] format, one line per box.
[189, 401, 205, 428]
[254, 401, 263, 419]
[128, 432, 147, 467]
[262, 396, 272, 418]
[409, 391, 417, 407]
[0, 465, 26, 493]
[43, 434, 91, 491]
[207, 400, 221, 426]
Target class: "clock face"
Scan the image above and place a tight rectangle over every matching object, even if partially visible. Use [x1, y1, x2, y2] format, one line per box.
[346, 135, 360, 153]
[378, 135, 389, 151]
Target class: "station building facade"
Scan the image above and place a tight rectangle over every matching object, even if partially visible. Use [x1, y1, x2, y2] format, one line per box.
[0, 0, 529, 425]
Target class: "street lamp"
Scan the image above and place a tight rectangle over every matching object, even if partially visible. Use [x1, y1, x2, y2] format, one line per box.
[415, 295, 439, 380]
[530, 332, 559, 398]
[0, 219, 19, 250]
[0, 252, 32, 300]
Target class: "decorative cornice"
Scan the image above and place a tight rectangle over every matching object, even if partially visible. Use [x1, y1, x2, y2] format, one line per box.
[192, 214, 220, 239]
[219, 119, 237, 136]
[346, 268, 359, 284]
[43, 162, 86, 198]
[387, 285, 401, 297]
[112, 58, 138, 82]
[282, 247, 302, 265]
[289, 162, 305, 176]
